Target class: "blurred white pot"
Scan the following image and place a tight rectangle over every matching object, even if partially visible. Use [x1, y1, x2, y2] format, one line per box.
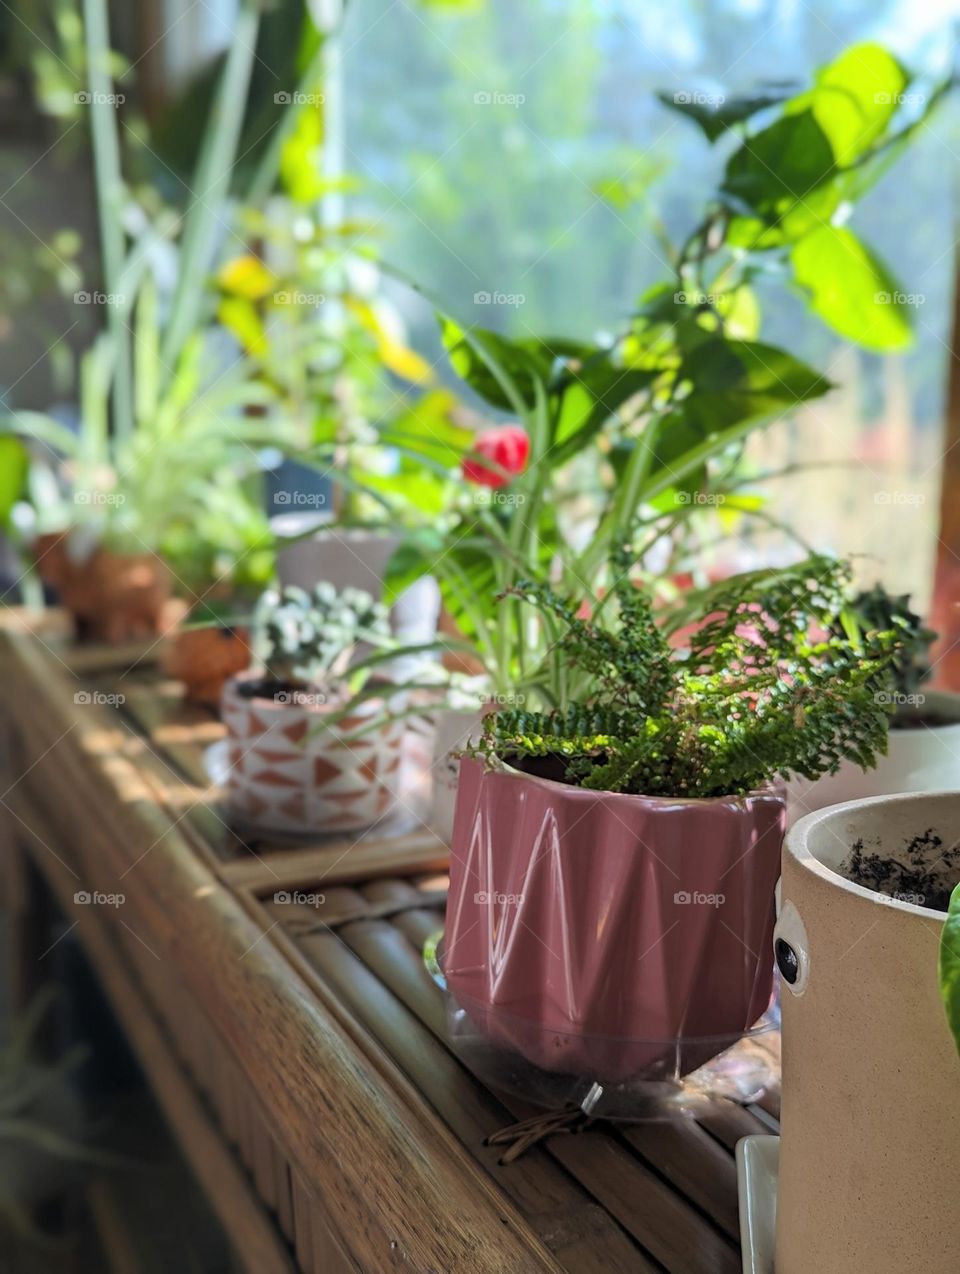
[786, 689, 960, 824]
[431, 705, 484, 844]
[272, 514, 440, 651]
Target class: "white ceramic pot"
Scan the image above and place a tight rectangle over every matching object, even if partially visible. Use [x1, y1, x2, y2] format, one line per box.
[774, 791, 960, 1274]
[272, 516, 440, 650]
[786, 689, 960, 824]
[430, 706, 484, 844]
[220, 672, 405, 834]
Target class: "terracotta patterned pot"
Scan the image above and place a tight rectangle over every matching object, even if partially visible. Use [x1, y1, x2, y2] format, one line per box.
[443, 758, 785, 1082]
[775, 792, 960, 1274]
[161, 626, 252, 707]
[221, 673, 405, 834]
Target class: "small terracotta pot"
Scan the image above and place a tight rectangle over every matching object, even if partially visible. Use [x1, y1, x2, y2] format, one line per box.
[443, 758, 785, 1082]
[34, 533, 172, 644]
[775, 792, 960, 1274]
[161, 626, 252, 707]
[220, 672, 405, 834]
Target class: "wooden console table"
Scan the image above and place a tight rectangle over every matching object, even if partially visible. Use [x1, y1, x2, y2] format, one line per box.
[0, 622, 780, 1273]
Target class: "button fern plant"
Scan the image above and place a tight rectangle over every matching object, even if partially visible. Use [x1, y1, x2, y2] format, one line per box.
[474, 555, 905, 799]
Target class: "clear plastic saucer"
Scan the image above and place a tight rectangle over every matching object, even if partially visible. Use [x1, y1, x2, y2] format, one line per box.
[425, 932, 779, 1121]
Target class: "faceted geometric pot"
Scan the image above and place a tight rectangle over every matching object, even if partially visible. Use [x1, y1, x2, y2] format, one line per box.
[775, 792, 960, 1274]
[444, 758, 785, 1083]
[220, 672, 405, 835]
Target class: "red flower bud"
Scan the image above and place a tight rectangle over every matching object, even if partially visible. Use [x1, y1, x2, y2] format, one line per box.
[462, 425, 530, 487]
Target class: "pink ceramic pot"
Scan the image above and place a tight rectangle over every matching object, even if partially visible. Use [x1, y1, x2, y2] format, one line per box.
[444, 758, 785, 1082]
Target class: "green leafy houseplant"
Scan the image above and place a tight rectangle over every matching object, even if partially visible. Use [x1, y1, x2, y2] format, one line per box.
[0, 0, 325, 626]
[838, 584, 937, 704]
[221, 582, 406, 834]
[940, 884, 960, 1057]
[388, 41, 947, 701]
[0, 989, 121, 1245]
[474, 555, 903, 799]
[250, 583, 391, 700]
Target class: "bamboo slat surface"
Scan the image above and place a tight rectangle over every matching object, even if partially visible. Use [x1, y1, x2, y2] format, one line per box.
[0, 623, 783, 1274]
[249, 871, 781, 1274]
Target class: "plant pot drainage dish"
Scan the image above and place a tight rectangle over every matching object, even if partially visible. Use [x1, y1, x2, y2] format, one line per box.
[774, 790, 960, 1274]
[221, 583, 404, 835]
[438, 557, 913, 1112]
